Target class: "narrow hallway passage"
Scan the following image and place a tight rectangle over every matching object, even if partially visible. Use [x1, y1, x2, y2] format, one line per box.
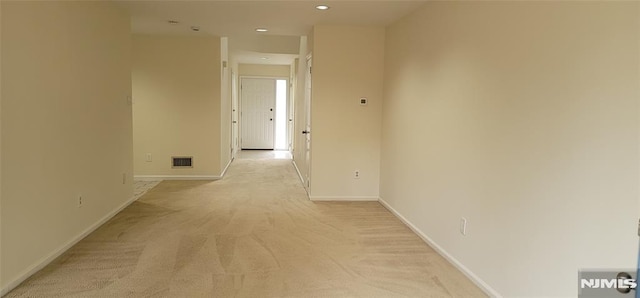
[6, 157, 484, 297]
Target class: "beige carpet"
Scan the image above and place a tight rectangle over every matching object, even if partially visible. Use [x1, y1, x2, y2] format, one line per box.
[6, 158, 485, 297]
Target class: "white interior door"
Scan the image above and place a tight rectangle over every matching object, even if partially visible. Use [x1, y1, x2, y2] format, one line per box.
[241, 78, 276, 149]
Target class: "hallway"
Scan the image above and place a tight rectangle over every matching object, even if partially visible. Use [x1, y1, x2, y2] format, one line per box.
[236, 150, 293, 160]
[6, 158, 484, 297]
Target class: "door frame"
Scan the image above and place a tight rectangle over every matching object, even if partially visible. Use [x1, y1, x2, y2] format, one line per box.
[239, 76, 290, 150]
[303, 54, 312, 192]
[231, 69, 238, 159]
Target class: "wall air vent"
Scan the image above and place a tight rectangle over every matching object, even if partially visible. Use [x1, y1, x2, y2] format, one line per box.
[172, 156, 193, 168]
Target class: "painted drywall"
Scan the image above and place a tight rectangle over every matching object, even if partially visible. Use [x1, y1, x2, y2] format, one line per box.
[381, 2, 640, 296]
[306, 29, 314, 58]
[310, 25, 384, 200]
[1, 1, 133, 292]
[230, 35, 300, 55]
[0, 3, 4, 292]
[132, 35, 221, 178]
[238, 64, 291, 78]
[220, 37, 232, 173]
[292, 37, 309, 188]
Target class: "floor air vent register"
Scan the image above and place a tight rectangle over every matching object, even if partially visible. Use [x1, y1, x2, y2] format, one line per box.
[172, 156, 193, 168]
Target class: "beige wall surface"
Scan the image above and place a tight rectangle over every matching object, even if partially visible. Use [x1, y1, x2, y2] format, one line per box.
[238, 64, 291, 78]
[292, 37, 308, 187]
[1, 1, 133, 292]
[381, 2, 640, 296]
[220, 37, 231, 172]
[0, 2, 3, 291]
[310, 25, 384, 200]
[230, 35, 300, 55]
[132, 35, 221, 177]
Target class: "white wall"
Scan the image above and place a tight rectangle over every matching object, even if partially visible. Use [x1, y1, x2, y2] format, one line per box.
[292, 36, 308, 187]
[132, 35, 222, 178]
[0, 3, 4, 292]
[310, 25, 385, 200]
[230, 35, 300, 55]
[381, 2, 640, 296]
[220, 37, 232, 172]
[238, 64, 291, 78]
[1, 1, 133, 293]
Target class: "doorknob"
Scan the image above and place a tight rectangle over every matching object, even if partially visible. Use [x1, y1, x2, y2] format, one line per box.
[302, 130, 309, 134]
[270, 118, 273, 121]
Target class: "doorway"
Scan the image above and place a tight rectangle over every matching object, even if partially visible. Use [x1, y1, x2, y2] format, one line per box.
[240, 77, 289, 150]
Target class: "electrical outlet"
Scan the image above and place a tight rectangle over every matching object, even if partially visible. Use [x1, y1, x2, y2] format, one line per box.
[354, 170, 360, 179]
[460, 217, 467, 236]
[145, 153, 152, 162]
[78, 196, 83, 208]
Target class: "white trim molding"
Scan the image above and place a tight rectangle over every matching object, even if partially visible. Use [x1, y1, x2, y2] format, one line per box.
[309, 196, 379, 202]
[135, 158, 235, 182]
[134, 175, 221, 181]
[291, 160, 305, 185]
[0, 195, 139, 296]
[378, 197, 501, 297]
[220, 157, 234, 177]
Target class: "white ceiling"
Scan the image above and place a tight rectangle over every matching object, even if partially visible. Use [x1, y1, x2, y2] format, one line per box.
[115, 0, 427, 65]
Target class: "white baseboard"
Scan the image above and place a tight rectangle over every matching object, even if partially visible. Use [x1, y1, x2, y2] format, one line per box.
[377, 197, 501, 297]
[291, 160, 305, 185]
[134, 160, 234, 182]
[309, 196, 379, 202]
[220, 157, 234, 177]
[0, 195, 139, 296]
[132, 176, 164, 181]
[134, 175, 221, 181]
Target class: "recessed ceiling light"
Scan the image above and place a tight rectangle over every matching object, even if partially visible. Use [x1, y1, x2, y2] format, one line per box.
[168, 20, 180, 25]
[255, 28, 268, 32]
[315, 5, 330, 10]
